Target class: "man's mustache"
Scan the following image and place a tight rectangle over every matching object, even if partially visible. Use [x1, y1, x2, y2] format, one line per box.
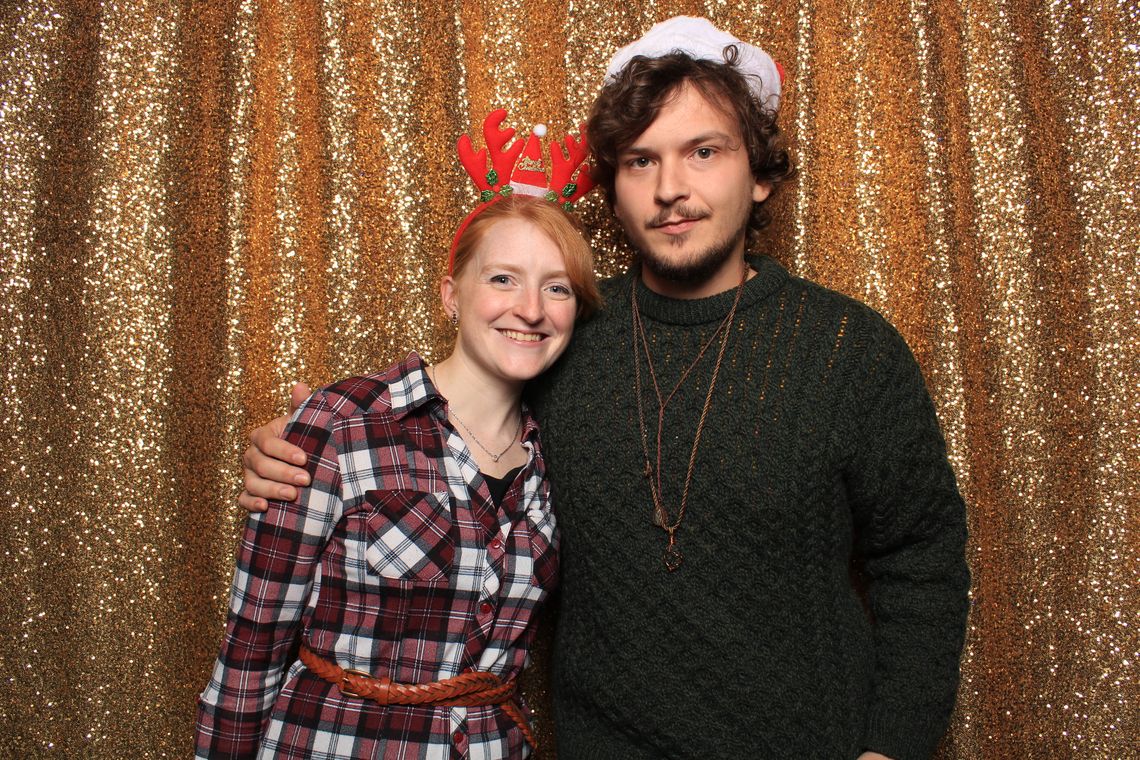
[647, 205, 710, 228]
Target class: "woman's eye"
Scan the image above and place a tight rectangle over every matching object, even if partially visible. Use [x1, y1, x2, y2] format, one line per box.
[547, 284, 573, 297]
[489, 274, 511, 285]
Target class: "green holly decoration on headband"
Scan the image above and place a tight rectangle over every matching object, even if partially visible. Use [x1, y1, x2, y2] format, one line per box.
[478, 185, 514, 204]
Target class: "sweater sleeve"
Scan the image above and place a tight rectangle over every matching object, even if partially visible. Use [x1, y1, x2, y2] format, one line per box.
[194, 391, 344, 759]
[843, 320, 971, 760]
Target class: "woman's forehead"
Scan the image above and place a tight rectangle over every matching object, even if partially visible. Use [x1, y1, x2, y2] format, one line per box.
[470, 219, 565, 269]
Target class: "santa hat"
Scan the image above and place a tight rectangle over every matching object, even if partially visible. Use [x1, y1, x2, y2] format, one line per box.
[605, 16, 784, 112]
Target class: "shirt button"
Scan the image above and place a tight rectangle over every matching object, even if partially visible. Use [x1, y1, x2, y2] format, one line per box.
[479, 601, 494, 615]
[453, 729, 464, 744]
[488, 536, 503, 552]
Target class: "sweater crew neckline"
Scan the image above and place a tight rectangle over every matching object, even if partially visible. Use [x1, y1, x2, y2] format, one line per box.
[627, 255, 789, 326]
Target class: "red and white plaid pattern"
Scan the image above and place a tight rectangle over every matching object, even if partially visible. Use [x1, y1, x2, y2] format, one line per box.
[196, 354, 558, 759]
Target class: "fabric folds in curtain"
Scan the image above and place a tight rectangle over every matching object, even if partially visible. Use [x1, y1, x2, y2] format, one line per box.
[0, 1, 1135, 756]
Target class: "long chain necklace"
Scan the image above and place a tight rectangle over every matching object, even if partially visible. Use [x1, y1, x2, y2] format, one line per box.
[631, 266, 748, 571]
[428, 367, 522, 463]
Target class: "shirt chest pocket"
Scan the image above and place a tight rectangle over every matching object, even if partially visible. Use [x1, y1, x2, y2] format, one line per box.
[363, 489, 454, 584]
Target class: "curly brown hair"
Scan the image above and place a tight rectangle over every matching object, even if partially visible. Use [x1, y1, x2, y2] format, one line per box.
[587, 46, 796, 238]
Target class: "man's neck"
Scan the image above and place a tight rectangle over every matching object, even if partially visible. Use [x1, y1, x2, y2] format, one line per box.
[639, 254, 755, 300]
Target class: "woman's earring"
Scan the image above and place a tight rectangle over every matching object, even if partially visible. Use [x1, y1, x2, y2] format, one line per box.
[450, 311, 458, 327]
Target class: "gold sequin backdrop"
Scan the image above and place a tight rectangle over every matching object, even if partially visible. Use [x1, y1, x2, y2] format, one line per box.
[0, 0, 1135, 756]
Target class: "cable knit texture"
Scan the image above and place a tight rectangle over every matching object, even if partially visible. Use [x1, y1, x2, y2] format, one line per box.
[529, 256, 970, 760]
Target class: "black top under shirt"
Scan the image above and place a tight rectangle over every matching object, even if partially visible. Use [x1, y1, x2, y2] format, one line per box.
[482, 466, 522, 508]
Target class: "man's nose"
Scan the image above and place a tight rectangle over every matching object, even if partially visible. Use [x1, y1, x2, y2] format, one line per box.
[654, 159, 689, 205]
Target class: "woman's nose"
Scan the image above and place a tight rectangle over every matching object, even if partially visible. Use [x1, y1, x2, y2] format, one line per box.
[513, 287, 544, 323]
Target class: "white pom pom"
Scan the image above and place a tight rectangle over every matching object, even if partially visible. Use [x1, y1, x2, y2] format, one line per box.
[533, 124, 548, 137]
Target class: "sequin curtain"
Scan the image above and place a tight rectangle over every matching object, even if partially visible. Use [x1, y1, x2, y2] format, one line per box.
[0, 1, 1135, 756]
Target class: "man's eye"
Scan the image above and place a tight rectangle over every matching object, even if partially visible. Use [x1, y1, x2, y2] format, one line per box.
[627, 156, 651, 168]
[694, 147, 715, 159]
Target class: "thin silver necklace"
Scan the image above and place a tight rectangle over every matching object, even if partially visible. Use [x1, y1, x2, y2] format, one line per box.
[428, 366, 521, 463]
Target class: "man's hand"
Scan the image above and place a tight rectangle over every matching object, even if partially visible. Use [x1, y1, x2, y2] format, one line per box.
[237, 383, 313, 512]
[857, 753, 894, 760]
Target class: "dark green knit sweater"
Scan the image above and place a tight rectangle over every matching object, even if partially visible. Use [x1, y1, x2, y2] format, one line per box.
[530, 256, 970, 760]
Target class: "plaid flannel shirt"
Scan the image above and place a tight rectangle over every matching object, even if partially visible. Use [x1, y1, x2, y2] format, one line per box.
[196, 354, 558, 760]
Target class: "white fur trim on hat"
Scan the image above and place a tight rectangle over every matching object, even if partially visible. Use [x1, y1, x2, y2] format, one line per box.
[605, 16, 782, 112]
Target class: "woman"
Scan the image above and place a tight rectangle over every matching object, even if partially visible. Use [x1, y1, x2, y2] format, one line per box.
[195, 114, 599, 759]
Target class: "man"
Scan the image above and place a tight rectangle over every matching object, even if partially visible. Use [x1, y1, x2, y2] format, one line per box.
[238, 17, 969, 760]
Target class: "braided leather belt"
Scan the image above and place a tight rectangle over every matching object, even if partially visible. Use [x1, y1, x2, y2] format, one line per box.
[299, 644, 537, 750]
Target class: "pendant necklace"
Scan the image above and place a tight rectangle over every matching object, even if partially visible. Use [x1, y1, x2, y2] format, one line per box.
[428, 366, 521, 463]
[631, 266, 747, 571]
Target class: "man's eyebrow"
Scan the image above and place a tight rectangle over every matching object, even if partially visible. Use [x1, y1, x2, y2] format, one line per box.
[619, 144, 655, 157]
[682, 131, 734, 146]
[620, 131, 736, 156]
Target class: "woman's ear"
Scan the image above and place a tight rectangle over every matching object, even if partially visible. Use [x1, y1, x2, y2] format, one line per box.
[440, 276, 458, 323]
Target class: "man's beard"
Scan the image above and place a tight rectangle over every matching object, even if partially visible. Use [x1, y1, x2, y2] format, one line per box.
[635, 229, 744, 288]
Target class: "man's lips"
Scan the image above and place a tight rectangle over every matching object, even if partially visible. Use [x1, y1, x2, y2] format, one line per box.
[651, 217, 702, 235]
[499, 329, 544, 343]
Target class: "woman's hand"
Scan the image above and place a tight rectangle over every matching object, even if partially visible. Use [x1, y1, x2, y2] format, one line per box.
[237, 383, 313, 512]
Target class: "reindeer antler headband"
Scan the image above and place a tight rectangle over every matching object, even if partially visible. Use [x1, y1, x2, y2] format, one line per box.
[449, 109, 595, 272]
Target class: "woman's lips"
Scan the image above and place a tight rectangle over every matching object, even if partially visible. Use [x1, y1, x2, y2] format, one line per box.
[499, 329, 543, 343]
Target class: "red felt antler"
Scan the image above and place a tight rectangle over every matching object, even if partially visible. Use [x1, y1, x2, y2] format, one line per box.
[549, 125, 594, 203]
[456, 109, 525, 192]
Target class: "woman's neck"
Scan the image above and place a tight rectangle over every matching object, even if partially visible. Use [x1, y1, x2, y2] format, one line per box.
[430, 355, 522, 431]
[429, 356, 528, 477]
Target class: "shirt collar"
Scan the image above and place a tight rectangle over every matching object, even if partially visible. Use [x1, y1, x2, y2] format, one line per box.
[388, 352, 540, 443]
[386, 352, 438, 420]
